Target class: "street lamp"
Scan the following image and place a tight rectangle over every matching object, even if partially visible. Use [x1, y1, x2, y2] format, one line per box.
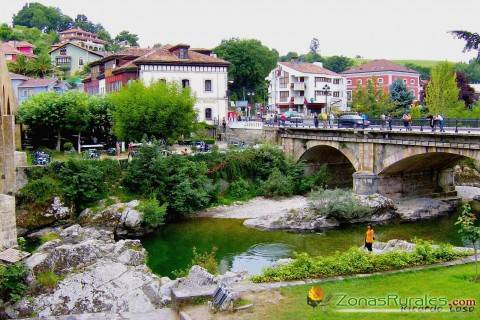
[322, 84, 330, 114]
[247, 91, 255, 120]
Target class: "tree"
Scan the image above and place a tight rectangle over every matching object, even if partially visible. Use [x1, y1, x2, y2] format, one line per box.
[7, 55, 30, 75]
[110, 81, 196, 142]
[323, 56, 354, 73]
[214, 38, 278, 101]
[17, 91, 90, 150]
[456, 71, 478, 108]
[86, 96, 115, 144]
[352, 79, 394, 117]
[425, 62, 463, 116]
[450, 30, 480, 61]
[115, 30, 139, 47]
[455, 204, 480, 281]
[299, 52, 323, 63]
[389, 79, 415, 113]
[31, 53, 55, 78]
[405, 63, 431, 80]
[309, 38, 320, 54]
[455, 60, 480, 83]
[12, 2, 73, 32]
[279, 51, 299, 62]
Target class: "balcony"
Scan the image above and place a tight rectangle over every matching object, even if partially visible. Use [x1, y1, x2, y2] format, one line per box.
[293, 96, 305, 105]
[292, 82, 306, 91]
[55, 56, 71, 66]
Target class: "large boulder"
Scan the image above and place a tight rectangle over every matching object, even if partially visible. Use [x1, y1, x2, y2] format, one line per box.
[16, 197, 72, 230]
[396, 198, 458, 221]
[79, 199, 146, 237]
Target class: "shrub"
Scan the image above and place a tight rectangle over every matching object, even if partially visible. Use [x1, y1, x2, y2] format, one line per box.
[262, 168, 294, 198]
[0, 263, 28, 303]
[227, 178, 252, 200]
[36, 271, 60, 289]
[138, 198, 167, 228]
[63, 142, 74, 151]
[17, 176, 62, 206]
[173, 247, 219, 277]
[40, 232, 60, 244]
[295, 164, 330, 194]
[251, 242, 471, 282]
[308, 189, 371, 221]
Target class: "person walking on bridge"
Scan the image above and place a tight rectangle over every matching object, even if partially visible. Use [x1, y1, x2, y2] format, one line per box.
[320, 112, 328, 128]
[329, 113, 335, 128]
[314, 113, 319, 128]
[364, 224, 375, 252]
[437, 114, 445, 132]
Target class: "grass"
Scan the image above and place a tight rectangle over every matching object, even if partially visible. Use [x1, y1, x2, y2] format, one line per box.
[39, 232, 60, 244]
[259, 264, 480, 320]
[351, 58, 448, 68]
[36, 271, 60, 289]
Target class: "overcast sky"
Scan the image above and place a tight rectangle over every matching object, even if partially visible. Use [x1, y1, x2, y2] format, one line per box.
[2, 0, 479, 62]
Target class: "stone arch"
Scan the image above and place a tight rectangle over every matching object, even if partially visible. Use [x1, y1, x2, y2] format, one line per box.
[298, 141, 359, 188]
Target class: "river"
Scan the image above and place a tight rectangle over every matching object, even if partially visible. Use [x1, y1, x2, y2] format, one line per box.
[141, 212, 463, 278]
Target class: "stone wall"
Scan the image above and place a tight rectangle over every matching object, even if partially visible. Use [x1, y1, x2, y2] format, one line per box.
[0, 194, 16, 249]
[226, 127, 280, 145]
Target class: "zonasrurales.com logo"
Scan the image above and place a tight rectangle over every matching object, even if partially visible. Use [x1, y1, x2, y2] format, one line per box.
[306, 289, 476, 313]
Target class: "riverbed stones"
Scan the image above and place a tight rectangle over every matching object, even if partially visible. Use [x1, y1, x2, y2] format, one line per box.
[395, 197, 458, 221]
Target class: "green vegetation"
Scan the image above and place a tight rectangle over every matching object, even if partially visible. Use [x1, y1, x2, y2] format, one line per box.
[36, 271, 60, 289]
[426, 62, 463, 116]
[351, 79, 394, 117]
[260, 263, 480, 320]
[0, 263, 28, 303]
[17, 176, 61, 206]
[40, 232, 60, 244]
[262, 168, 294, 198]
[172, 247, 219, 277]
[138, 198, 167, 228]
[110, 81, 196, 143]
[251, 240, 472, 282]
[455, 203, 480, 281]
[389, 78, 415, 114]
[308, 189, 371, 222]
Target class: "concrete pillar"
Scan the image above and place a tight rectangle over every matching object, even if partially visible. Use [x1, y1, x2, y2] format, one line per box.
[438, 168, 455, 193]
[353, 171, 379, 195]
[0, 194, 16, 250]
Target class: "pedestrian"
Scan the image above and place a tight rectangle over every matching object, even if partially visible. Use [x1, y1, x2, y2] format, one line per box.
[407, 113, 413, 131]
[273, 112, 278, 126]
[313, 113, 319, 128]
[380, 113, 386, 129]
[320, 112, 328, 128]
[329, 113, 335, 128]
[364, 224, 375, 252]
[386, 113, 393, 130]
[437, 114, 445, 132]
[402, 113, 410, 131]
[222, 118, 226, 133]
[427, 115, 435, 131]
[280, 113, 286, 126]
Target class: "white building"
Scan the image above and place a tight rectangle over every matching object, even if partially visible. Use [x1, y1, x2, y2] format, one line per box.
[136, 44, 230, 124]
[266, 61, 347, 114]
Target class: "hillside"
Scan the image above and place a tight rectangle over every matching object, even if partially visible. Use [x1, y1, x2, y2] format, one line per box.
[352, 58, 450, 68]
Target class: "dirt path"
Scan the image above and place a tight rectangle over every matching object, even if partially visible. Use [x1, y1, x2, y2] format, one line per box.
[196, 196, 308, 219]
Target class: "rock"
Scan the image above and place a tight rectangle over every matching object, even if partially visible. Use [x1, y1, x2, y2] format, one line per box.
[273, 258, 294, 266]
[396, 198, 457, 221]
[44, 197, 70, 219]
[79, 200, 147, 237]
[216, 271, 248, 286]
[372, 239, 416, 253]
[181, 265, 216, 288]
[14, 225, 164, 317]
[355, 193, 396, 216]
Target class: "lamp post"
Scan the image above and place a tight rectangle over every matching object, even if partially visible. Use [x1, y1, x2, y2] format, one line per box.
[247, 91, 255, 120]
[322, 84, 330, 114]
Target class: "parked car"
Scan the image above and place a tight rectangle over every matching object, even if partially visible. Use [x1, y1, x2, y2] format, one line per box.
[338, 114, 370, 128]
[32, 151, 50, 165]
[84, 149, 100, 159]
[284, 111, 303, 124]
[106, 147, 117, 156]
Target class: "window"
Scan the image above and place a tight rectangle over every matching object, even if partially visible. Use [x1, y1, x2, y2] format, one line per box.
[315, 77, 332, 86]
[403, 79, 407, 84]
[377, 78, 383, 84]
[410, 79, 415, 85]
[182, 79, 190, 88]
[333, 91, 340, 97]
[347, 79, 352, 85]
[279, 91, 289, 102]
[79, 57, 84, 66]
[204, 79, 212, 92]
[279, 77, 288, 89]
[357, 79, 362, 85]
[333, 78, 341, 84]
[347, 90, 352, 101]
[179, 48, 188, 59]
[159, 78, 166, 84]
[60, 48, 67, 55]
[205, 108, 212, 120]
[21, 89, 32, 97]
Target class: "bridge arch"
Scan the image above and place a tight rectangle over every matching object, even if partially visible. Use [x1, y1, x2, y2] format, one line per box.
[298, 141, 359, 188]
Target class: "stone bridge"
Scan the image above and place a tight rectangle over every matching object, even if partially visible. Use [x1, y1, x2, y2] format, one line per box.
[266, 127, 480, 198]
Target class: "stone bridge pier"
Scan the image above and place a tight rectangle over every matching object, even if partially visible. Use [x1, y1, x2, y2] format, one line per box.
[274, 127, 480, 199]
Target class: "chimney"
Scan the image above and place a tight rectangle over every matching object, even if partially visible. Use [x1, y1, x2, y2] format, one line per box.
[313, 62, 323, 68]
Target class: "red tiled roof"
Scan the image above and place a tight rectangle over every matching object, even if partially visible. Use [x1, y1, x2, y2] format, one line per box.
[90, 47, 155, 67]
[280, 62, 339, 76]
[342, 59, 419, 74]
[0, 42, 36, 58]
[134, 44, 230, 66]
[49, 42, 106, 57]
[59, 27, 95, 36]
[17, 78, 57, 88]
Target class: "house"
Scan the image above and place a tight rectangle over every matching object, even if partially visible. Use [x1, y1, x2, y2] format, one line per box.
[11, 74, 69, 104]
[49, 42, 105, 74]
[266, 61, 348, 114]
[83, 44, 230, 124]
[56, 28, 107, 52]
[342, 59, 421, 101]
[0, 41, 36, 61]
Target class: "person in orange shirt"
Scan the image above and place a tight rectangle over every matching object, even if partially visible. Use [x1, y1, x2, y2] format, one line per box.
[364, 224, 375, 252]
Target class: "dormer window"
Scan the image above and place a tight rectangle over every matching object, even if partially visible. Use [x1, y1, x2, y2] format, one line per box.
[179, 48, 188, 59]
[60, 48, 67, 55]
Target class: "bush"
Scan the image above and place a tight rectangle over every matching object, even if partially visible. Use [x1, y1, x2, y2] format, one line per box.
[138, 198, 167, 228]
[36, 271, 60, 289]
[308, 189, 371, 221]
[295, 164, 330, 194]
[63, 142, 74, 151]
[173, 246, 219, 277]
[0, 263, 28, 303]
[262, 168, 294, 198]
[251, 242, 471, 282]
[17, 176, 62, 206]
[227, 178, 252, 199]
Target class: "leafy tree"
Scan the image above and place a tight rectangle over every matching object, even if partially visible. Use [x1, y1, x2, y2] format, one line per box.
[17, 91, 90, 150]
[389, 79, 415, 113]
[73, 14, 104, 34]
[456, 71, 478, 108]
[12, 2, 73, 32]
[405, 63, 431, 80]
[309, 38, 320, 54]
[323, 56, 354, 73]
[110, 81, 196, 142]
[299, 52, 323, 63]
[455, 60, 480, 83]
[115, 30, 139, 47]
[86, 96, 115, 144]
[352, 79, 394, 117]
[7, 54, 30, 75]
[455, 203, 480, 281]
[214, 38, 278, 101]
[31, 53, 55, 77]
[279, 51, 299, 62]
[425, 62, 463, 116]
[450, 30, 480, 61]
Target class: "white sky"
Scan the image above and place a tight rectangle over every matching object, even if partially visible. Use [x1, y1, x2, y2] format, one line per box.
[2, 0, 479, 62]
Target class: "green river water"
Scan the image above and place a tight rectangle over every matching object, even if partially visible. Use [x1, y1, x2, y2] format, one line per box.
[142, 212, 464, 278]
